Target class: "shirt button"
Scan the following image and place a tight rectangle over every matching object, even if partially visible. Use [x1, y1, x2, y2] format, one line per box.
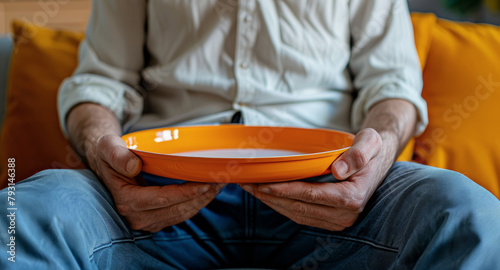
[240, 63, 249, 69]
[243, 15, 251, 23]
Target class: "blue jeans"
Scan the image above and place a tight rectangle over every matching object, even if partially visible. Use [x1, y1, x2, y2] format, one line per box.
[1, 162, 500, 269]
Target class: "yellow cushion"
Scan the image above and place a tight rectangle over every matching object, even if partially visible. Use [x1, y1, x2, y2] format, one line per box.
[411, 13, 437, 70]
[0, 21, 85, 187]
[396, 13, 437, 162]
[414, 17, 500, 198]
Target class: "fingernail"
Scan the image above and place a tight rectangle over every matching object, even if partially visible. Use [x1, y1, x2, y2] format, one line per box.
[126, 159, 138, 175]
[259, 187, 271, 194]
[334, 160, 348, 176]
[198, 185, 211, 194]
[241, 185, 254, 194]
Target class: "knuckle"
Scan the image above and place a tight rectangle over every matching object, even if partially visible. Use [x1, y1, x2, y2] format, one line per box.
[96, 136, 108, 148]
[115, 203, 132, 216]
[362, 128, 382, 149]
[154, 195, 173, 207]
[129, 223, 142, 231]
[373, 131, 382, 146]
[345, 197, 364, 213]
[361, 128, 378, 138]
[292, 216, 311, 226]
[302, 187, 320, 202]
[344, 218, 357, 228]
[339, 216, 358, 228]
[166, 205, 183, 218]
[200, 188, 217, 200]
[109, 147, 123, 163]
[364, 128, 376, 134]
[178, 184, 203, 199]
[291, 202, 309, 216]
[128, 218, 147, 231]
[350, 148, 369, 169]
[269, 186, 285, 197]
[193, 193, 211, 206]
[180, 202, 199, 213]
[336, 196, 349, 209]
[169, 202, 199, 219]
[97, 136, 113, 153]
[179, 210, 197, 222]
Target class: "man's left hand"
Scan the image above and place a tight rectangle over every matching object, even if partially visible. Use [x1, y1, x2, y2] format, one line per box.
[240, 128, 395, 231]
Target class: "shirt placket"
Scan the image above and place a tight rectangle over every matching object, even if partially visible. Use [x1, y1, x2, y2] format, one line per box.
[233, 0, 257, 110]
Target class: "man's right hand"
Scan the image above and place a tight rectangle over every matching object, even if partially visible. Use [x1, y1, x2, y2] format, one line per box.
[67, 103, 224, 233]
[88, 134, 224, 233]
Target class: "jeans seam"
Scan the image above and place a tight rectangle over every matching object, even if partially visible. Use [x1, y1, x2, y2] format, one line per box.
[89, 235, 153, 260]
[244, 191, 248, 239]
[152, 236, 287, 244]
[299, 231, 399, 253]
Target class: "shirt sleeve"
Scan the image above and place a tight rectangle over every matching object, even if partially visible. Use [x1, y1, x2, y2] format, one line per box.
[348, 0, 428, 135]
[58, 0, 146, 136]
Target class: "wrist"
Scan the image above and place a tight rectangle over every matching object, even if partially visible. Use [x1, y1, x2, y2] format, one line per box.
[67, 103, 122, 161]
[377, 130, 400, 161]
[361, 99, 417, 160]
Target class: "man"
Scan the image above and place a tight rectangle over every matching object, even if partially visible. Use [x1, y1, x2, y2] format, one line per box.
[2, 0, 500, 269]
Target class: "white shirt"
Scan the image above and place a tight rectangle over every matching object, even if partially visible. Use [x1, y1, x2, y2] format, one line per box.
[58, 0, 427, 135]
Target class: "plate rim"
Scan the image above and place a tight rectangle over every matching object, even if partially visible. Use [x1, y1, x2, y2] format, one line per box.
[123, 124, 354, 163]
[129, 146, 351, 164]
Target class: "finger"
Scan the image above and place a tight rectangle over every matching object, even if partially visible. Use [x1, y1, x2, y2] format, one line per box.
[95, 158, 138, 188]
[129, 187, 221, 232]
[243, 185, 359, 227]
[97, 134, 142, 178]
[263, 200, 350, 231]
[242, 181, 363, 211]
[253, 195, 348, 231]
[143, 191, 220, 232]
[331, 128, 382, 180]
[124, 182, 224, 212]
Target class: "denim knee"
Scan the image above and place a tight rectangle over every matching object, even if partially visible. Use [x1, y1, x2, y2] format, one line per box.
[21, 168, 103, 193]
[14, 169, 114, 218]
[404, 165, 497, 211]
[391, 163, 500, 243]
[23, 168, 100, 189]
[16, 168, 134, 240]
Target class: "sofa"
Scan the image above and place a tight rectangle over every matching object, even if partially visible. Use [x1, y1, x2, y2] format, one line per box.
[0, 13, 500, 199]
[0, 36, 11, 133]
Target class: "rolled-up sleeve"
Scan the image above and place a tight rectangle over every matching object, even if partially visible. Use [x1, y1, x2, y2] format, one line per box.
[348, 0, 428, 135]
[58, 0, 146, 136]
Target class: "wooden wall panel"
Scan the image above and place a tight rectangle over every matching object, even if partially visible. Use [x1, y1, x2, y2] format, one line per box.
[0, 0, 91, 34]
[0, 3, 6, 34]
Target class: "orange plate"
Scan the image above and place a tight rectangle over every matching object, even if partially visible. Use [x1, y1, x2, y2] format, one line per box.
[121, 125, 354, 183]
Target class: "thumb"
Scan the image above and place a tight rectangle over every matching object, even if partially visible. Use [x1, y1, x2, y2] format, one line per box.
[97, 134, 142, 177]
[331, 128, 381, 180]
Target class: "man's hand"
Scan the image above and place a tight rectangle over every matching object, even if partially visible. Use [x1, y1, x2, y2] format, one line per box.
[67, 103, 224, 233]
[241, 128, 390, 231]
[240, 99, 417, 231]
[89, 134, 224, 233]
